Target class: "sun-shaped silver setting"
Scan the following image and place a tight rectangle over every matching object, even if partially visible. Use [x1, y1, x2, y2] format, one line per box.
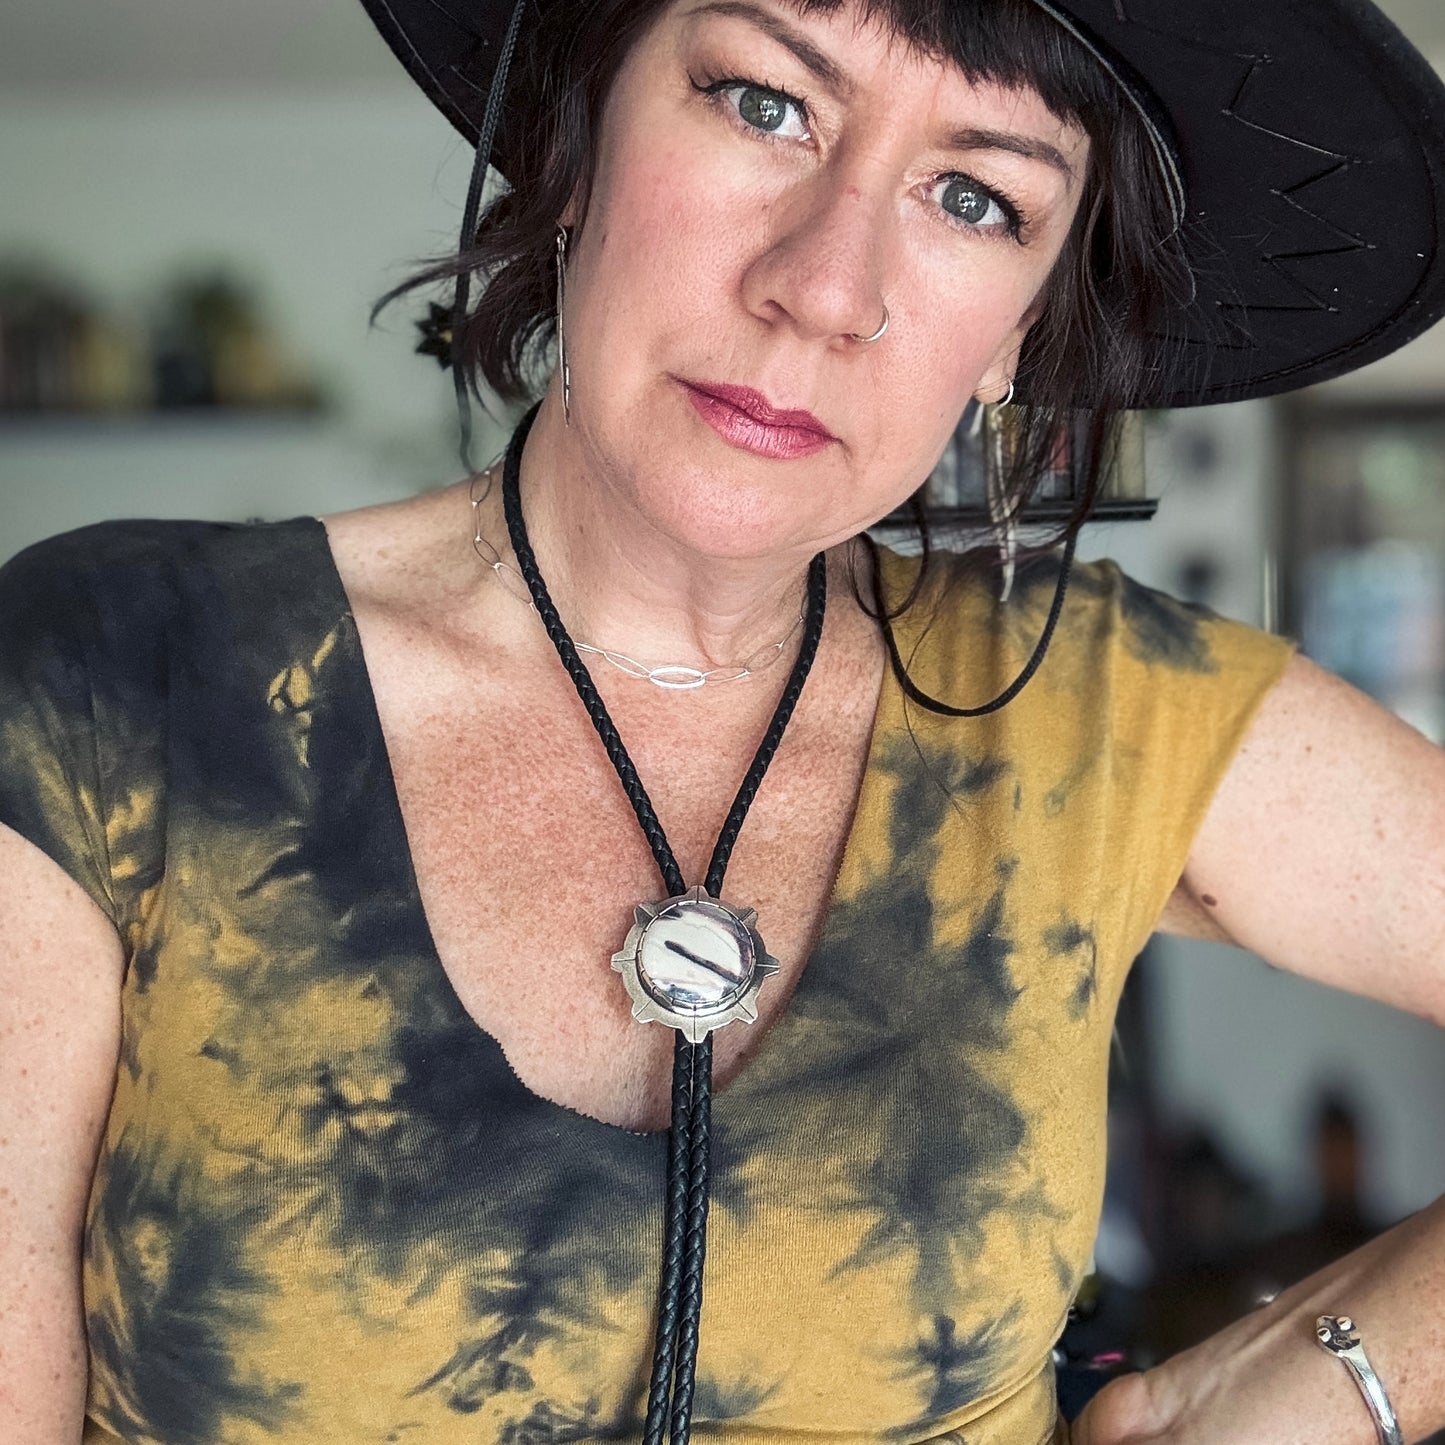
[611, 886, 780, 1044]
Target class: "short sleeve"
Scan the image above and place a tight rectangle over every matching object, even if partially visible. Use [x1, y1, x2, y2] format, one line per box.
[0, 526, 172, 932]
[880, 548, 1299, 997]
[1073, 559, 1299, 961]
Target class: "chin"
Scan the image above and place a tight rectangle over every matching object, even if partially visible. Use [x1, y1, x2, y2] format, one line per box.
[587, 391, 836, 561]
[586, 375, 897, 562]
[634, 467, 825, 563]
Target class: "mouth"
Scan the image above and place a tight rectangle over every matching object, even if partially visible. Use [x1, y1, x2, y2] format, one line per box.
[678, 379, 836, 461]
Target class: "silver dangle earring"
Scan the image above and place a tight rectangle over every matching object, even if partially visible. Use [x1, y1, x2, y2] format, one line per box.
[983, 381, 1017, 603]
[555, 224, 572, 425]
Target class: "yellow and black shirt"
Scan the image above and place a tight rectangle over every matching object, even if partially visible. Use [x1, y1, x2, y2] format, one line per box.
[0, 520, 1295, 1444]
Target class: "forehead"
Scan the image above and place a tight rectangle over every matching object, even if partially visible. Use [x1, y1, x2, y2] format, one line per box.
[729, 0, 1099, 122]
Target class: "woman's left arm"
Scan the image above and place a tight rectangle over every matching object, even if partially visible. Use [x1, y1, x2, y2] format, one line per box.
[1076, 651, 1445, 1445]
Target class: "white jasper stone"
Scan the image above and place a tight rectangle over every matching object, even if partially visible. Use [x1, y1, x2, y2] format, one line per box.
[636, 900, 755, 1011]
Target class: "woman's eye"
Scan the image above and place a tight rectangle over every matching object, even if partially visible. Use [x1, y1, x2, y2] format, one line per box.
[935, 176, 1018, 234]
[722, 83, 810, 140]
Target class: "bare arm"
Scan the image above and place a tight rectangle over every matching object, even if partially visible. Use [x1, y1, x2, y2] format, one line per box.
[1158, 650, 1445, 1025]
[0, 822, 123, 1443]
[1081, 653, 1445, 1443]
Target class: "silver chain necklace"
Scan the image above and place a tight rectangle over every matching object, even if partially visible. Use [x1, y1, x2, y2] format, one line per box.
[469, 474, 806, 691]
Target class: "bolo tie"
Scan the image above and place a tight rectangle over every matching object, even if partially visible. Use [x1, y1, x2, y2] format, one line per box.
[499, 404, 828, 1444]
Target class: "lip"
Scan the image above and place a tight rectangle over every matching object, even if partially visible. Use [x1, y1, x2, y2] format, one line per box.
[679, 379, 835, 461]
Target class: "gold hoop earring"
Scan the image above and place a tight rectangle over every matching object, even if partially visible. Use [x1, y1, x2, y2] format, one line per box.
[555, 224, 572, 425]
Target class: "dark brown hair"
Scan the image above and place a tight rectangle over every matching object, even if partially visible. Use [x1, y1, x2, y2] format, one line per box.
[381, 0, 1189, 573]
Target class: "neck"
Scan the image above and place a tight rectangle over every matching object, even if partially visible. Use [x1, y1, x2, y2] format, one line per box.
[502, 399, 826, 671]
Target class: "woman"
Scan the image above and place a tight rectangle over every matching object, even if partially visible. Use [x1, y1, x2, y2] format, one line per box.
[2, 0, 1443, 1442]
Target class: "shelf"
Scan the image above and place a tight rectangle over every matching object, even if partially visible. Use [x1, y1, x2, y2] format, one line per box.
[0, 408, 330, 436]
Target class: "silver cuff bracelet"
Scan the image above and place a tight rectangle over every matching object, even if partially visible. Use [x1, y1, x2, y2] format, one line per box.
[1315, 1316, 1404, 1445]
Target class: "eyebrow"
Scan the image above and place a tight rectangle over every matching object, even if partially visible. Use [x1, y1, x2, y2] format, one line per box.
[684, 0, 853, 99]
[945, 126, 1079, 184]
[685, 1, 1081, 185]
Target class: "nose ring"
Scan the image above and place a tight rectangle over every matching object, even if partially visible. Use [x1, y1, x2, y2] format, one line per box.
[851, 305, 889, 345]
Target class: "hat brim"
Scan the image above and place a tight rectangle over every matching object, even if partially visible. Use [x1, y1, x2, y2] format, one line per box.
[359, 0, 1445, 408]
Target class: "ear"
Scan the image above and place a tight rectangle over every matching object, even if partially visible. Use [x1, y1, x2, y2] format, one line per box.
[559, 176, 591, 233]
[973, 292, 1045, 404]
[973, 332, 1024, 406]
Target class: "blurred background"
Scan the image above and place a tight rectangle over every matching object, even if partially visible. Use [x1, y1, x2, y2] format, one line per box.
[3, 0, 1444, 1402]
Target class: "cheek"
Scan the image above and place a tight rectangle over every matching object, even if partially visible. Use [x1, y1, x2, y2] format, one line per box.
[903, 233, 1042, 371]
[850, 265, 1034, 465]
[579, 128, 767, 348]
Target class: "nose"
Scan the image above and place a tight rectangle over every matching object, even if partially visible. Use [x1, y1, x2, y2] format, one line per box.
[739, 169, 892, 346]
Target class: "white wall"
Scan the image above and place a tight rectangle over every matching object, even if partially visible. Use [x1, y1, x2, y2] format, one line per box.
[0, 88, 511, 555]
[0, 0, 402, 87]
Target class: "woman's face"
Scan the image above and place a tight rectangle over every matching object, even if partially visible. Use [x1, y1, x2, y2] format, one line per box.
[560, 0, 1091, 561]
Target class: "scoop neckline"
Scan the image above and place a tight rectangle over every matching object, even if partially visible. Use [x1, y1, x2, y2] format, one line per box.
[302, 513, 899, 1142]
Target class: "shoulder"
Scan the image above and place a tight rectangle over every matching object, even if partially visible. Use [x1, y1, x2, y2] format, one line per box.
[878, 541, 1214, 639]
[0, 516, 343, 755]
[0, 516, 347, 928]
[1, 516, 333, 646]
[0, 521, 215, 701]
[874, 542, 1294, 705]
[2, 517, 211, 604]
[319, 480, 475, 618]
[3, 517, 276, 617]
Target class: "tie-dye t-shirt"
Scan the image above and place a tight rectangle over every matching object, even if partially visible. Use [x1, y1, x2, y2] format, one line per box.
[0, 519, 1295, 1445]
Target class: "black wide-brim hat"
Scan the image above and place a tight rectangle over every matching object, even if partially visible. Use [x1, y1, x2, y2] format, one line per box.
[360, 0, 1445, 409]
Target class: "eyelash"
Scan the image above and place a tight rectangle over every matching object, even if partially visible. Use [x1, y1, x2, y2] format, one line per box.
[689, 70, 1028, 242]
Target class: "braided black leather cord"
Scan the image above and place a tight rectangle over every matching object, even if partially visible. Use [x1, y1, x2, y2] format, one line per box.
[667, 1033, 713, 1445]
[499, 405, 828, 1445]
[642, 1036, 696, 1445]
[704, 552, 828, 897]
